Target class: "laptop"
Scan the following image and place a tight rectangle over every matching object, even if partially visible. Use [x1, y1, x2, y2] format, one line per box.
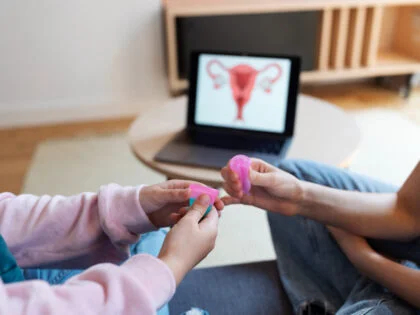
[155, 51, 301, 169]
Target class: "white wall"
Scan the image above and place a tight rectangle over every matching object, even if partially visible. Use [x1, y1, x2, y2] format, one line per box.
[0, 0, 169, 127]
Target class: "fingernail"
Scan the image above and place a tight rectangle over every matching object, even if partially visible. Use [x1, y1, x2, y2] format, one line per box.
[198, 194, 210, 205]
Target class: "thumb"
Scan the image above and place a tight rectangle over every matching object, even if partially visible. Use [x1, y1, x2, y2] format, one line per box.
[249, 168, 272, 187]
[185, 194, 211, 222]
[199, 208, 219, 230]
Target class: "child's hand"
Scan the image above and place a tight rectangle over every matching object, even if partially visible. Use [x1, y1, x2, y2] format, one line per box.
[221, 158, 303, 216]
[158, 195, 219, 284]
[140, 180, 224, 228]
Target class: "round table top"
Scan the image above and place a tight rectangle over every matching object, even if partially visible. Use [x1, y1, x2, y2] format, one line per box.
[129, 95, 360, 186]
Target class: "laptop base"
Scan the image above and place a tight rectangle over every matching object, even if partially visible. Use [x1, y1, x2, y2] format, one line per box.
[155, 130, 291, 169]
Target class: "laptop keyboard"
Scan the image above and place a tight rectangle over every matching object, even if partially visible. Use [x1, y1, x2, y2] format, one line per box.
[184, 131, 285, 155]
[257, 141, 284, 154]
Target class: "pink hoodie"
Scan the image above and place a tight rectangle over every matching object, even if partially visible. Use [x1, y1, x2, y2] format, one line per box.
[0, 184, 176, 314]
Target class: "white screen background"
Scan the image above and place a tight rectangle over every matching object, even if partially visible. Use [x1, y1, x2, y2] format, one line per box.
[195, 54, 292, 133]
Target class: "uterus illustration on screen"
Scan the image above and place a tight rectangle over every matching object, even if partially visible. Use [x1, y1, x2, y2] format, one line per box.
[206, 59, 282, 121]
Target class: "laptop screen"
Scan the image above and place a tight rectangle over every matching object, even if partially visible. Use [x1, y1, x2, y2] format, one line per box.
[194, 53, 292, 134]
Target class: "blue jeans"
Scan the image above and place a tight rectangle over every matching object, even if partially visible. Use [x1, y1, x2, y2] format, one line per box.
[270, 159, 419, 315]
[23, 229, 170, 315]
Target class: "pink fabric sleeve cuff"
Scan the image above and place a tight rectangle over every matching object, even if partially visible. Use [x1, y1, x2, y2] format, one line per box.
[99, 185, 157, 248]
[122, 254, 176, 309]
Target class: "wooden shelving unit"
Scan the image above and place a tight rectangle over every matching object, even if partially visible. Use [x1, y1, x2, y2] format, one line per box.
[163, 0, 420, 94]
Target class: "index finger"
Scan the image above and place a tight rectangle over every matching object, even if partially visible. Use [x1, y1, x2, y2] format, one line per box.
[221, 166, 239, 183]
[214, 198, 224, 211]
[165, 179, 201, 189]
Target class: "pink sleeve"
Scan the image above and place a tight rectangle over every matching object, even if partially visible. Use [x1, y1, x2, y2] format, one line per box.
[0, 184, 156, 268]
[2, 254, 176, 315]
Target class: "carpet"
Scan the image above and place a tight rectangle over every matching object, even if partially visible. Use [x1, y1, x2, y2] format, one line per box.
[349, 108, 420, 186]
[22, 133, 276, 268]
[22, 108, 420, 267]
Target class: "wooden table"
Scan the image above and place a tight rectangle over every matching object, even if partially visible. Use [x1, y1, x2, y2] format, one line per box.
[129, 95, 360, 186]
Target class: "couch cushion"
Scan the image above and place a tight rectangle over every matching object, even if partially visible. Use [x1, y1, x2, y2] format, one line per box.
[169, 260, 293, 314]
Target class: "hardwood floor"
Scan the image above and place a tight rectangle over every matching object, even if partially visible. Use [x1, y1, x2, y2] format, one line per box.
[302, 81, 420, 124]
[0, 118, 133, 193]
[1, 82, 419, 194]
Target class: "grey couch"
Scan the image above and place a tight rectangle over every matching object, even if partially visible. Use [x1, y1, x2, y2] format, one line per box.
[169, 260, 293, 314]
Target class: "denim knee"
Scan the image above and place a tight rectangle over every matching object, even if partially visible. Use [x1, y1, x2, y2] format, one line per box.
[338, 298, 415, 315]
[277, 159, 307, 179]
[277, 159, 398, 193]
[277, 159, 332, 185]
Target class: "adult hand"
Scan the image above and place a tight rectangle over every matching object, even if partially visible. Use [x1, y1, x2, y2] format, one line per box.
[158, 195, 219, 284]
[221, 158, 303, 216]
[140, 180, 224, 228]
[328, 226, 377, 271]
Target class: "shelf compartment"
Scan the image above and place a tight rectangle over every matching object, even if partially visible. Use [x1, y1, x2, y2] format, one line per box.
[316, 9, 333, 70]
[362, 6, 384, 67]
[174, 11, 321, 79]
[377, 50, 420, 65]
[346, 7, 367, 68]
[378, 5, 420, 66]
[330, 8, 350, 69]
